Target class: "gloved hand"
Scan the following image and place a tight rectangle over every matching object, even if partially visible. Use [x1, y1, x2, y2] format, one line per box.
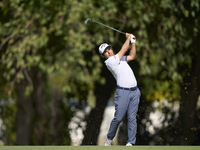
[130, 35, 136, 43]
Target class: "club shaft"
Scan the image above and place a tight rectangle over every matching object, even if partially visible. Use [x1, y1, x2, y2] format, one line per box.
[90, 19, 126, 35]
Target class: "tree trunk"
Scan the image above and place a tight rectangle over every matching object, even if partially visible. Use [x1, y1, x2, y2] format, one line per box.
[31, 69, 48, 145]
[15, 79, 35, 145]
[15, 69, 48, 145]
[176, 54, 200, 145]
[81, 65, 116, 145]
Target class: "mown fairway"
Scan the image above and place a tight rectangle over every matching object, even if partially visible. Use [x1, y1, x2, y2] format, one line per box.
[0, 146, 200, 150]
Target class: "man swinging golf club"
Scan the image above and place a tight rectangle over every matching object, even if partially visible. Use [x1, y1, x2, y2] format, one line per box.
[99, 33, 141, 146]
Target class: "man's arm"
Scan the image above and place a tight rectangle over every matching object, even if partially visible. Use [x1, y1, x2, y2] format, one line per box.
[126, 42, 136, 62]
[117, 33, 132, 61]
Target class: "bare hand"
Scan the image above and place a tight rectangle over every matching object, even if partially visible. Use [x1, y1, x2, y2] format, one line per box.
[126, 33, 132, 39]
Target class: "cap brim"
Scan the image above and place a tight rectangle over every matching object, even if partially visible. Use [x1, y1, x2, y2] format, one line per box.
[102, 45, 111, 54]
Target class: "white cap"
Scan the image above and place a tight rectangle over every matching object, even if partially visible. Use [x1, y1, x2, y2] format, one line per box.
[99, 43, 111, 54]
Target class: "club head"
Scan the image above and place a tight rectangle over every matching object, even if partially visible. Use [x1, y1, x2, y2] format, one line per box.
[85, 18, 91, 24]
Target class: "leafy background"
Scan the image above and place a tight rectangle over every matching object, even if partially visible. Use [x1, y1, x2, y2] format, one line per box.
[0, 0, 200, 145]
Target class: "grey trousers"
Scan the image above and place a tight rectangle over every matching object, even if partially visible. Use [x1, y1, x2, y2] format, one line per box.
[107, 87, 141, 144]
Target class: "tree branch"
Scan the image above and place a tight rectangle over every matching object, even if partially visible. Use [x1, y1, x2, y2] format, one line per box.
[22, 67, 34, 91]
[0, 33, 16, 50]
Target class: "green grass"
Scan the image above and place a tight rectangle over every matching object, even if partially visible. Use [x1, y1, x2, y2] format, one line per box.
[0, 146, 199, 150]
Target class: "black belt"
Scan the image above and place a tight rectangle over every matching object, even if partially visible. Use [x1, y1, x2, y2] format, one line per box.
[117, 86, 138, 91]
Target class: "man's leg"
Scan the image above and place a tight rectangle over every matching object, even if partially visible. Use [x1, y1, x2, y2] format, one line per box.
[127, 88, 140, 144]
[107, 89, 130, 140]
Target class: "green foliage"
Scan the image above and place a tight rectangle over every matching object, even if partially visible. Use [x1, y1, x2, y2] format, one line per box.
[0, 0, 199, 145]
[0, 0, 120, 144]
[0, 0, 116, 106]
[118, 0, 200, 101]
[0, 100, 17, 145]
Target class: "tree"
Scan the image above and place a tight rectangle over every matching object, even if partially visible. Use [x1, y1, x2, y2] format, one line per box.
[0, 0, 110, 145]
[134, 0, 200, 144]
[1, 0, 199, 145]
[1, 0, 112, 145]
[82, 0, 200, 145]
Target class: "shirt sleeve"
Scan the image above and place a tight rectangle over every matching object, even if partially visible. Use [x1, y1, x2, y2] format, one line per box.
[121, 56, 127, 62]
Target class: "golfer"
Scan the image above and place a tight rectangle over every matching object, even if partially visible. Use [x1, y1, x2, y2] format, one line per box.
[99, 33, 140, 146]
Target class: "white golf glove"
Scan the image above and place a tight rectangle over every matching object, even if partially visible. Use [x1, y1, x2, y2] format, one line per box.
[130, 35, 136, 43]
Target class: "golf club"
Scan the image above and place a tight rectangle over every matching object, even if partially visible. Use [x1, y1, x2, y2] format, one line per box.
[85, 18, 126, 35]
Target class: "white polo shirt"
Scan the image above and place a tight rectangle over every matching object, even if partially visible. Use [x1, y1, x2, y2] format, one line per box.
[105, 54, 137, 88]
